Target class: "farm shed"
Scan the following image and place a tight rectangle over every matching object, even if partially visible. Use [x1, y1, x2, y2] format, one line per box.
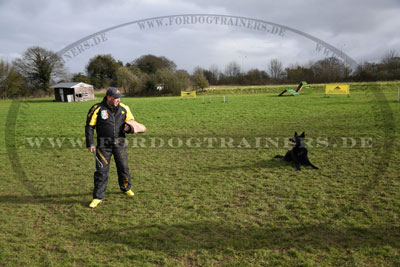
[51, 82, 95, 102]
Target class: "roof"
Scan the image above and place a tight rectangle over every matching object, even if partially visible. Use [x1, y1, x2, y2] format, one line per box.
[51, 82, 92, 88]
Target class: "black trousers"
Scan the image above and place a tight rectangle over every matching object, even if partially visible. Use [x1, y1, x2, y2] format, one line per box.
[93, 144, 131, 199]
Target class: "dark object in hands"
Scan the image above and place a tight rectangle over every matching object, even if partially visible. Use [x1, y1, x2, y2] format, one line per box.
[124, 122, 134, 134]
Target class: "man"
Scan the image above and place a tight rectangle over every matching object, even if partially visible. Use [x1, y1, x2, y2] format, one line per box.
[85, 87, 146, 208]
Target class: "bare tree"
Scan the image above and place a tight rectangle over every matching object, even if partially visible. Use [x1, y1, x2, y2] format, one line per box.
[311, 57, 350, 83]
[13, 46, 65, 93]
[268, 59, 284, 79]
[209, 64, 220, 80]
[381, 49, 398, 65]
[224, 61, 241, 77]
[380, 49, 400, 79]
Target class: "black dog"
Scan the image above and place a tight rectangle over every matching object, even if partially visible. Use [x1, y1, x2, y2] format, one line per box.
[275, 132, 319, 171]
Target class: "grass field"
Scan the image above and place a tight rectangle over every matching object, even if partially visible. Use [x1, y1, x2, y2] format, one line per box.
[0, 82, 399, 266]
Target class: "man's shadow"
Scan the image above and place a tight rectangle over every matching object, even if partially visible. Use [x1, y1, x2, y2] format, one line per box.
[0, 192, 91, 206]
[0, 191, 134, 207]
[76, 221, 400, 253]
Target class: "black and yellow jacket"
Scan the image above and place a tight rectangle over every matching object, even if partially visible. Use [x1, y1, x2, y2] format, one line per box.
[85, 97, 134, 147]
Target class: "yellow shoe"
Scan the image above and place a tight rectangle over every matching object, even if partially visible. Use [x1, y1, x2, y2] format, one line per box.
[89, 199, 102, 208]
[124, 190, 134, 196]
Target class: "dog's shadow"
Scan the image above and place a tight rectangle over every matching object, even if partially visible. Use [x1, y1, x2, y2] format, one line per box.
[255, 158, 292, 169]
[202, 158, 291, 172]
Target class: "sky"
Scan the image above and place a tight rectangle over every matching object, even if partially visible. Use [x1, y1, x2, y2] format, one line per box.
[0, 0, 399, 75]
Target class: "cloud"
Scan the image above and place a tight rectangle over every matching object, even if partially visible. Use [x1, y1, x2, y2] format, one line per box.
[0, 0, 399, 73]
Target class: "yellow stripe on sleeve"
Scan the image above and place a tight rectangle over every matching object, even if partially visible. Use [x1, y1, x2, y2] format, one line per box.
[87, 105, 98, 118]
[89, 107, 101, 126]
[120, 103, 135, 122]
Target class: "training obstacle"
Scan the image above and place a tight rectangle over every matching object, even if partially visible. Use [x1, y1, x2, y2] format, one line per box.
[278, 81, 310, 96]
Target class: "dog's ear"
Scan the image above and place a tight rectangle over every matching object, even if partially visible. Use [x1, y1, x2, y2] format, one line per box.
[294, 131, 298, 137]
[300, 132, 305, 137]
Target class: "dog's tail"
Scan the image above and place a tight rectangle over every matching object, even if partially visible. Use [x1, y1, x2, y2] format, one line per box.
[310, 164, 319, 169]
[274, 155, 284, 159]
[304, 158, 319, 169]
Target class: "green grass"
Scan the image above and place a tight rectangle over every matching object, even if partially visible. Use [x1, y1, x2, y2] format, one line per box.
[0, 81, 400, 266]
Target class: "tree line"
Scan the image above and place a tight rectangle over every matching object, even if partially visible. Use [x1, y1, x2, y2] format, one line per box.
[1, 46, 399, 98]
[75, 54, 208, 96]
